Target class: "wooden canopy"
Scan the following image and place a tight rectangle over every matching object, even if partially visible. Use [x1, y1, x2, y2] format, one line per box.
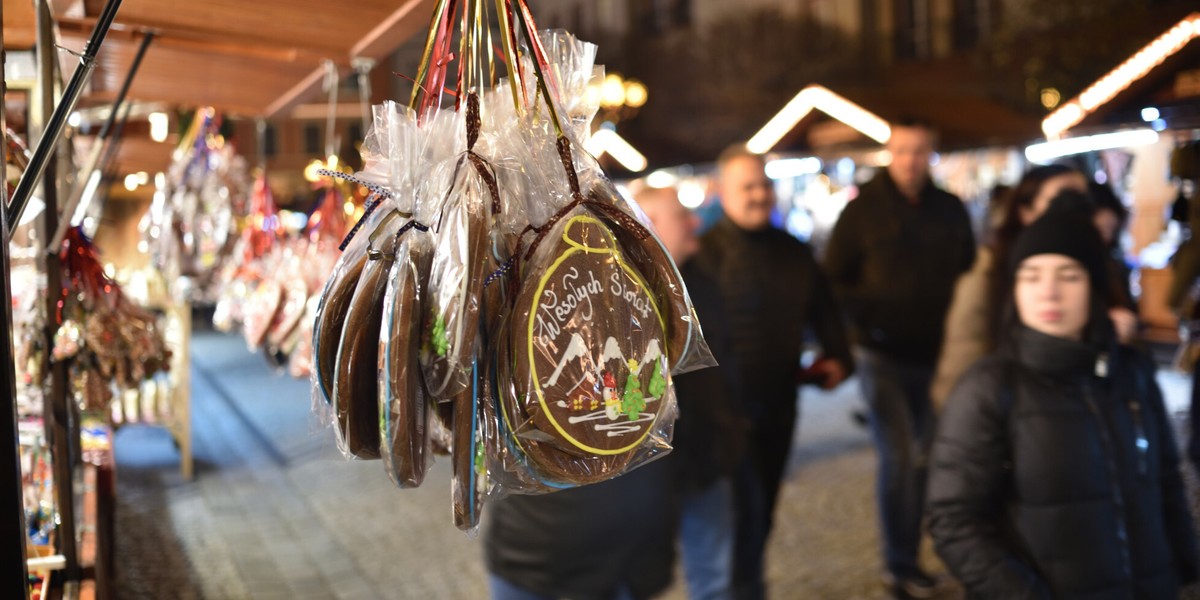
[5, 0, 434, 117]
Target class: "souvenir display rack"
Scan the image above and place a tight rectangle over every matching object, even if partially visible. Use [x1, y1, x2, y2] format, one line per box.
[2, 0, 125, 598]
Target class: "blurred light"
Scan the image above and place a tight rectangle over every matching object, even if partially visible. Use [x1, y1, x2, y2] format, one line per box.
[836, 157, 856, 179]
[1025, 129, 1158, 163]
[765, 157, 822, 180]
[645, 169, 677, 188]
[68, 112, 81, 128]
[585, 85, 602, 110]
[863, 150, 891, 167]
[155, 172, 166, 188]
[585, 129, 648, 172]
[1095, 170, 1108, 185]
[1042, 14, 1200, 138]
[1040, 88, 1061, 109]
[137, 240, 149, 253]
[930, 152, 941, 166]
[124, 174, 139, 191]
[136, 171, 149, 185]
[344, 201, 355, 215]
[148, 112, 169, 143]
[304, 159, 325, 183]
[601, 74, 626, 108]
[1141, 106, 1160, 122]
[678, 182, 706, 209]
[747, 85, 890, 154]
[1151, 118, 1167, 131]
[624, 81, 648, 108]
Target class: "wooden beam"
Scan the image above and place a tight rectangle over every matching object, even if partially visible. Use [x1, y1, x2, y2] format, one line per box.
[351, 0, 435, 60]
[264, 66, 328, 119]
[57, 16, 342, 65]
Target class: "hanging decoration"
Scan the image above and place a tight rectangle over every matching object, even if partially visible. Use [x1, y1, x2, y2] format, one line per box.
[142, 108, 251, 303]
[308, 0, 715, 532]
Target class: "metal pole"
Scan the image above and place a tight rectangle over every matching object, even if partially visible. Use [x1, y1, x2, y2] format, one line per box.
[8, 0, 125, 235]
[50, 29, 152, 248]
[323, 59, 339, 159]
[0, 0, 33, 595]
[353, 57, 376, 137]
[35, 0, 79, 586]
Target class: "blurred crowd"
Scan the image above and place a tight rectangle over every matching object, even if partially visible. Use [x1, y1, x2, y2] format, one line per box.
[482, 120, 1200, 600]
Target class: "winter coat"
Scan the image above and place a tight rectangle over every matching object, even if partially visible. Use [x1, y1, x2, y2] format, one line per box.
[670, 261, 749, 492]
[928, 326, 1199, 599]
[483, 455, 676, 600]
[824, 170, 976, 364]
[693, 217, 853, 418]
[931, 247, 994, 409]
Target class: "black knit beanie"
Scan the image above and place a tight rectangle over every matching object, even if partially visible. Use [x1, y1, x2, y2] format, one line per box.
[1009, 190, 1107, 291]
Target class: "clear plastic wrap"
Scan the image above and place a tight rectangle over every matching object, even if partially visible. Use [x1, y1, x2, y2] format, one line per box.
[310, 195, 397, 420]
[379, 228, 435, 487]
[451, 359, 488, 531]
[497, 207, 677, 486]
[420, 94, 502, 400]
[331, 212, 409, 459]
[582, 174, 716, 374]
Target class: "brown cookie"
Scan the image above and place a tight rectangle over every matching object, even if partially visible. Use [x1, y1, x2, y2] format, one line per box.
[451, 361, 487, 530]
[381, 234, 433, 486]
[333, 234, 400, 460]
[504, 209, 671, 485]
[314, 252, 368, 404]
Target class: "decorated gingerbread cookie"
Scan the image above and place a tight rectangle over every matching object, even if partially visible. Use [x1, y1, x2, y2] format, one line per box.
[503, 209, 670, 484]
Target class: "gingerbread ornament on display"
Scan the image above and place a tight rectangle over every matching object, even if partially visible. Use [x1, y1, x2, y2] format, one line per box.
[502, 210, 673, 485]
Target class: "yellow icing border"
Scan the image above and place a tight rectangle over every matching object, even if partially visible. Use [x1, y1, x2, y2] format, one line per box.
[526, 214, 668, 455]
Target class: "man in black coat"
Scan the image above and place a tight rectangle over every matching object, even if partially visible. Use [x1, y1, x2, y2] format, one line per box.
[640, 186, 748, 600]
[694, 145, 854, 600]
[824, 119, 975, 598]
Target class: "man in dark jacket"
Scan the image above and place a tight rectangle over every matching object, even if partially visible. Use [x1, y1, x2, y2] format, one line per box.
[694, 145, 853, 600]
[824, 119, 975, 598]
[640, 186, 747, 600]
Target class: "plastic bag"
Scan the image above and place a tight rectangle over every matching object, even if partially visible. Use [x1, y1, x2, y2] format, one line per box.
[583, 175, 716, 374]
[451, 359, 489, 531]
[421, 94, 502, 400]
[497, 205, 676, 486]
[332, 212, 409, 459]
[379, 228, 435, 486]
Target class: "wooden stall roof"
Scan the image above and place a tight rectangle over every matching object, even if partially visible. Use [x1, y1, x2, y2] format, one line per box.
[7, 0, 435, 117]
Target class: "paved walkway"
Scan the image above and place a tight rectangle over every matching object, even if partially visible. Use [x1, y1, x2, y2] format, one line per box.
[112, 330, 1200, 599]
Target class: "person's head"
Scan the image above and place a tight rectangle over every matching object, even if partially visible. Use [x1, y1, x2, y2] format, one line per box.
[716, 144, 775, 231]
[1004, 164, 1089, 230]
[885, 117, 936, 199]
[636, 186, 700, 263]
[1089, 181, 1128, 247]
[1008, 202, 1109, 343]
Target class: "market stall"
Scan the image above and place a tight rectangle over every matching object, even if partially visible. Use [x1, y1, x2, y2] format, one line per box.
[0, 1, 440, 598]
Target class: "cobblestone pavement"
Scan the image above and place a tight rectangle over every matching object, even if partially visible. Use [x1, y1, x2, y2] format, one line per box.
[113, 330, 1200, 599]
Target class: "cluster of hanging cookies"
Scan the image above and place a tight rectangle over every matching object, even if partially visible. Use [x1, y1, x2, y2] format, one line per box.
[309, 2, 713, 532]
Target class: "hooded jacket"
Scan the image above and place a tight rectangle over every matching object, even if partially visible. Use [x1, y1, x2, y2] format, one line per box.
[927, 327, 1198, 599]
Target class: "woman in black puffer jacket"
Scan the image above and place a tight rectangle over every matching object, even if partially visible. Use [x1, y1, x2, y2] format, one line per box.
[927, 204, 1199, 599]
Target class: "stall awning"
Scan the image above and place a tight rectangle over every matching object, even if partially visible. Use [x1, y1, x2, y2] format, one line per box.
[1042, 12, 1200, 139]
[746, 67, 1043, 155]
[8, 0, 435, 117]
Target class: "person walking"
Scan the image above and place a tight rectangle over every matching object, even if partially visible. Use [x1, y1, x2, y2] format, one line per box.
[927, 209, 1198, 598]
[639, 186, 747, 600]
[823, 118, 976, 598]
[693, 144, 853, 600]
